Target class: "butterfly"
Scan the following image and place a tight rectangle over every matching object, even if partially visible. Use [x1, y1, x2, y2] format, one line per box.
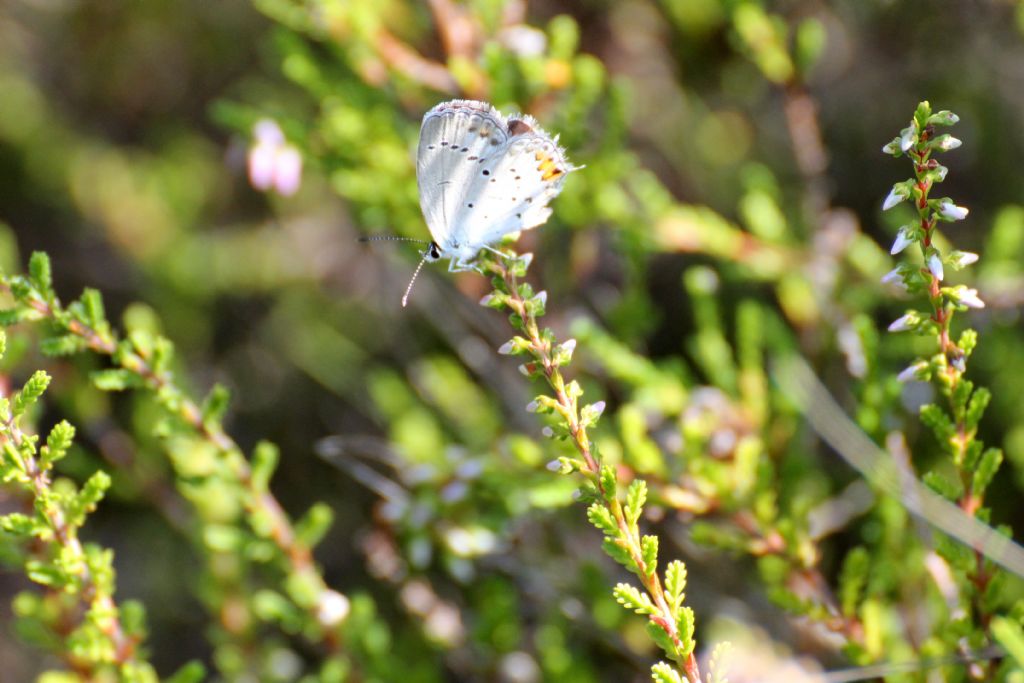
[364, 100, 576, 306]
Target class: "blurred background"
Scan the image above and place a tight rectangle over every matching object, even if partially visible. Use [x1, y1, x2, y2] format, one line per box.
[2, 0, 1024, 681]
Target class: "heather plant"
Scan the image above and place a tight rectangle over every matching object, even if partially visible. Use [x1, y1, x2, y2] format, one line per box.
[3, 1, 1024, 682]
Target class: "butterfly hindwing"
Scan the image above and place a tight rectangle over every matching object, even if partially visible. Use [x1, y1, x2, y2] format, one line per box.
[451, 118, 571, 249]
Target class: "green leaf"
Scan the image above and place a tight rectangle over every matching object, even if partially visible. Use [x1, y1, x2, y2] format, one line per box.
[12, 371, 50, 417]
[91, 368, 144, 392]
[965, 387, 991, 430]
[294, 502, 334, 548]
[40, 421, 75, 469]
[923, 470, 962, 501]
[625, 479, 647, 528]
[601, 536, 633, 568]
[650, 662, 683, 683]
[28, 252, 53, 298]
[645, 620, 676, 658]
[640, 534, 658, 577]
[80, 288, 106, 330]
[664, 560, 687, 611]
[919, 403, 955, 451]
[838, 547, 869, 617]
[992, 617, 1024, 669]
[251, 441, 279, 493]
[613, 582, 656, 615]
[66, 471, 111, 527]
[587, 502, 618, 536]
[201, 383, 231, 426]
[706, 641, 733, 683]
[0, 512, 46, 537]
[676, 605, 696, 657]
[39, 334, 88, 356]
[599, 464, 617, 500]
[972, 448, 1003, 496]
[165, 661, 207, 683]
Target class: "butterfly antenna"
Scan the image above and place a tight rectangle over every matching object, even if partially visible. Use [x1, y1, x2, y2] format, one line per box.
[401, 253, 430, 307]
[358, 235, 431, 246]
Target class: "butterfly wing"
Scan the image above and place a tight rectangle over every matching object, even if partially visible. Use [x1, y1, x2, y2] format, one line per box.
[449, 114, 572, 250]
[417, 100, 509, 250]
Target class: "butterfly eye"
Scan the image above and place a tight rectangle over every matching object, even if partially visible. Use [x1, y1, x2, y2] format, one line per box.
[427, 243, 442, 260]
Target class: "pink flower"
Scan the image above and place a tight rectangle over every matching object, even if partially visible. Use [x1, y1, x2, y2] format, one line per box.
[248, 119, 303, 196]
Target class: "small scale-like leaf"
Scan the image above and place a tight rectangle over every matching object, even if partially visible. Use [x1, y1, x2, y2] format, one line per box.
[599, 465, 617, 500]
[838, 547, 869, 617]
[294, 502, 334, 549]
[965, 387, 991, 431]
[972, 448, 1003, 497]
[587, 502, 618, 537]
[12, 371, 50, 418]
[664, 560, 687, 610]
[640, 534, 658, 577]
[613, 582, 656, 615]
[40, 421, 75, 469]
[91, 368, 144, 392]
[251, 441, 279, 493]
[601, 536, 633, 569]
[201, 383, 231, 426]
[27, 252, 53, 298]
[650, 662, 683, 683]
[39, 335, 88, 357]
[165, 661, 207, 683]
[675, 605, 696, 657]
[625, 479, 647, 528]
[706, 641, 733, 683]
[80, 288, 106, 330]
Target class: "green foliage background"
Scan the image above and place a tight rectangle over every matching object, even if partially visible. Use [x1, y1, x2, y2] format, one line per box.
[2, 0, 1024, 681]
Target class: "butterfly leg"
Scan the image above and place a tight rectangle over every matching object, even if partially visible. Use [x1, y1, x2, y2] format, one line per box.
[448, 257, 483, 274]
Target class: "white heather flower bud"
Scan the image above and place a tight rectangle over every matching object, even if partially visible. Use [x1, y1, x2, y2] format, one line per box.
[498, 341, 515, 355]
[534, 291, 547, 306]
[590, 401, 606, 417]
[546, 459, 562, 472]
[317, 590, 350, 627]
[519, 253, 534, 269]
[888, 313, 915, 333]
[959, 287, 985, 309]
[927, 253, 944, 281]
[541, 426, 555, 438]
[880, 267, 906, 290]
[936, 135, 962, 151]
[900, 126, 916, 152]
[938, 200, 968, 221]
[952, 356, 966, 372]
[897, 362, 927, 383]
[479, 294, 494, 306]
[525, 400, 539, 413]
[883, 185, 908, 211]
[518, 364, 531, 376]
[561, 339, 576, 353]
[950, 251, 979, 268]
[930, 111, 959, 125]
[882, 139, 901, 155]
[890, 228, 914, 255]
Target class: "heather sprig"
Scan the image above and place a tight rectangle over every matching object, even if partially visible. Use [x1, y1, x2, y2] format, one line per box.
[480, 249, 703, 683]
[0, 330, 173, 682]
[883, 101, 1006, 678]
[0, 253, 349, 672]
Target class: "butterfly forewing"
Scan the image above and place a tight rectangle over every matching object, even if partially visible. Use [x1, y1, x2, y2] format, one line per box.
[416, 100, 509, 250]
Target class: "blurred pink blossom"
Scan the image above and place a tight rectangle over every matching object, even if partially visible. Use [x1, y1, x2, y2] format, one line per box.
[248, 119, 302, 196]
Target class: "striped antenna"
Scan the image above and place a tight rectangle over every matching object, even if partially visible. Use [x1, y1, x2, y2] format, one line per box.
[401, 252, 430, 307]
[358, 235, 431, 246]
